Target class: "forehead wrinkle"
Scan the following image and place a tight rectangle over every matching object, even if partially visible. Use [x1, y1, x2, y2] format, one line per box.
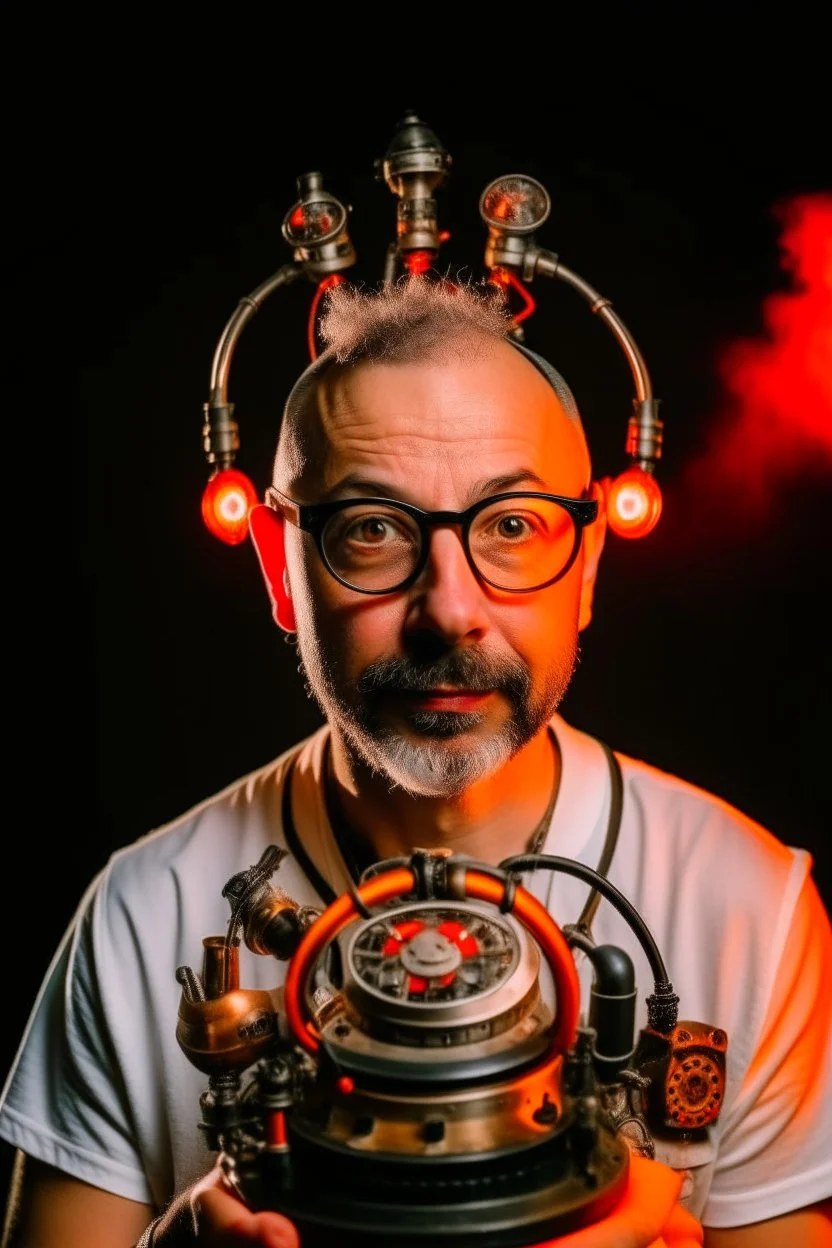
[323, 426, 548, 477]
[277, 354, 590, 495]
[318, 372, 564, 463]
[318, 438, 586, 513]
[287, 417, 583, 500]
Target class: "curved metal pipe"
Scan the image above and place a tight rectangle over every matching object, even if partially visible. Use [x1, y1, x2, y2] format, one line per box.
[533, 249, 652, 402]
[209, 263, 304, 403]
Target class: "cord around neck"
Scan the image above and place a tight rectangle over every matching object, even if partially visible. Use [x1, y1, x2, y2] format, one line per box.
[323, 726, 561, 885]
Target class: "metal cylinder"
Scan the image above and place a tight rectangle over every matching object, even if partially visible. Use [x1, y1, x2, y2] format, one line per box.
[202, 936, 240, 999]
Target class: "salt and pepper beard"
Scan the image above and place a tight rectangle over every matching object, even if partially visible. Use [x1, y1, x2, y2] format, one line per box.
[296, 639, 578, 798]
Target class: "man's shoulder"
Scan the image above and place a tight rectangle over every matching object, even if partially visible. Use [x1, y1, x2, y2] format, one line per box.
[101, 726, 330, 901]
[622, 748, 795, 861]
[555, 714, 805, 893]
[612, 739, 811, 926]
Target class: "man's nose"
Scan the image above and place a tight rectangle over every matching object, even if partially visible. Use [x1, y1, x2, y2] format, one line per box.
[403, 528, 490, 647]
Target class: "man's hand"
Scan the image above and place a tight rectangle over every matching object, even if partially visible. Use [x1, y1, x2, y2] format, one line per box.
[146, 1160, 299, 1248]
[0, 1149, 299, 1248]
[542, 1153, 703, 1248]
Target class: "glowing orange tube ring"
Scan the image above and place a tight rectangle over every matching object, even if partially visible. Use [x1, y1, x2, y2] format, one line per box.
[283, 866, 580, 1058]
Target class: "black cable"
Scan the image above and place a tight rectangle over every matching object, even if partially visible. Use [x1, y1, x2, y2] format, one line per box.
[502, 854, 679, 1031]
[499, 853, 669, 986]
[576, 742, 623, 933]
[346, 878, 374, 920]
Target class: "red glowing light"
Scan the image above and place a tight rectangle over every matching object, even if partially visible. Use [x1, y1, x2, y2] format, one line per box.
[606, 468, 663, 539]
[266, 1110, 287, 1148]
[201, 469, 258, 545]
[403, 250, 435, 275]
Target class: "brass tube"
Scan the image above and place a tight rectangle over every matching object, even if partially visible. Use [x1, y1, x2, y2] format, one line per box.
[202, 935, 240, 999]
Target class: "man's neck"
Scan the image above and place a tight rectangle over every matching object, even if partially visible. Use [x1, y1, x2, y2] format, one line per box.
[326, 725, 559, 868]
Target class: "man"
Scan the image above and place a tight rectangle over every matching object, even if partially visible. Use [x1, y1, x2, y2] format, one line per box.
[2, 278, 830, 1246]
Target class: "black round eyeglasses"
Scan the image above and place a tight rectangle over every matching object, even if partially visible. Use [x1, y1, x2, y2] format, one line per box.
[266, 486, 598, 595]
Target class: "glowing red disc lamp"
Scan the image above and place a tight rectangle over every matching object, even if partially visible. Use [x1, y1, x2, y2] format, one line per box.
[606, 468, 663, 539]
[201, 468, 258, 545]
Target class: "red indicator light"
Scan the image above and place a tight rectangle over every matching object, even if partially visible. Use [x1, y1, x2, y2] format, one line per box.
[606, 468, 663, 539]
[403, 250, 435, 275]
[201, 469, 258, 545]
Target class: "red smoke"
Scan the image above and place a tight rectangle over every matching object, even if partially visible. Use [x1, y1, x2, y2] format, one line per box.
[678, 194, 832, 536]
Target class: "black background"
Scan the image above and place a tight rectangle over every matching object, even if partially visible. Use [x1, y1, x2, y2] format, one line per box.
[4, 9, 831, 1188]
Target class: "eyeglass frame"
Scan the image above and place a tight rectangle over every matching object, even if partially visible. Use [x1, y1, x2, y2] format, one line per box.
[266, 484, 599, 596]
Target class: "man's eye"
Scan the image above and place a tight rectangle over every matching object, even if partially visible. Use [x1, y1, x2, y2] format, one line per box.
[496, 515, 530, 538]
[352, 518, 389, 542]
[488, 513, 541, 541]
[343, 516, 407, 544]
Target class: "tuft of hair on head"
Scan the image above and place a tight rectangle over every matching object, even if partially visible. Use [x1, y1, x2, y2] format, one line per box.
[317, 274, 515, 367]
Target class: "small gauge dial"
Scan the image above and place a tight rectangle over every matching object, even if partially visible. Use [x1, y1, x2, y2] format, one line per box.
[479, 175, 551, 234]
[282, 197, 346, 247]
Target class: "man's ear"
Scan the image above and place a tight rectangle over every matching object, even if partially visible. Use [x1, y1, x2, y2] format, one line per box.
[248, 504, 297, 633]
[578, 479, 608, 632]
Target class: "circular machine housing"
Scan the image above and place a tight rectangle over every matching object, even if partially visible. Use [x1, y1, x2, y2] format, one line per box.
[322, 901, 550, 1081]
[236, 899, 629, 1246]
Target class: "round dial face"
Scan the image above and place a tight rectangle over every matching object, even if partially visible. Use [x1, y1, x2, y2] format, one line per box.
[282, 197, 345, 246]
[480, 176, 551, 234]
[348, 904, 520, 1004]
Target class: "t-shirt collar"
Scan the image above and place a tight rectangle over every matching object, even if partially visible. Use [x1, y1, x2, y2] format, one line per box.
[300, 714, 610, 894]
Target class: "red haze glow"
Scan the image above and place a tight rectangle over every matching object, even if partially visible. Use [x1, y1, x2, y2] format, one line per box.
[676, 194, 832, 541]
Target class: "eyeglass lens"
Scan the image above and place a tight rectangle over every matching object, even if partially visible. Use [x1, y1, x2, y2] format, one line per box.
[321, 498, 577, 591]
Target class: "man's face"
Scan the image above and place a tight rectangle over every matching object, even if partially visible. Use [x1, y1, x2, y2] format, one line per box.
[280, 340, 599, 797]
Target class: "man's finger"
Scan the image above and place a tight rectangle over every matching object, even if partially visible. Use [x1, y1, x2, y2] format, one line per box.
[191, 1171, 300, 1247]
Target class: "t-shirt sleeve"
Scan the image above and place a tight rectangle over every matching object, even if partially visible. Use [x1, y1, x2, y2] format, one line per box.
[0, 872, 154, 1205]
[702, 866, 832, 1227]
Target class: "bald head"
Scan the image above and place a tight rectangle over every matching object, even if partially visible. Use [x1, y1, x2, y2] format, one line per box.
[273, 278, 591, 496]
[274, 341, 589, 506]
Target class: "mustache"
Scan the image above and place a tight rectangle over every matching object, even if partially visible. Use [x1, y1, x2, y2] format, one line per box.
[356, 649, 531, 701]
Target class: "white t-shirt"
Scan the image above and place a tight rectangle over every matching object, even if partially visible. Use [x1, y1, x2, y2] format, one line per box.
[1, 714, 830, 1229]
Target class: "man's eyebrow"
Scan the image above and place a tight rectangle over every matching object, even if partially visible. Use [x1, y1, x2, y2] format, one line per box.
[472, 470, 548, 500]
[319, 470, 549, 505]
[319, 474, 400, 501]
